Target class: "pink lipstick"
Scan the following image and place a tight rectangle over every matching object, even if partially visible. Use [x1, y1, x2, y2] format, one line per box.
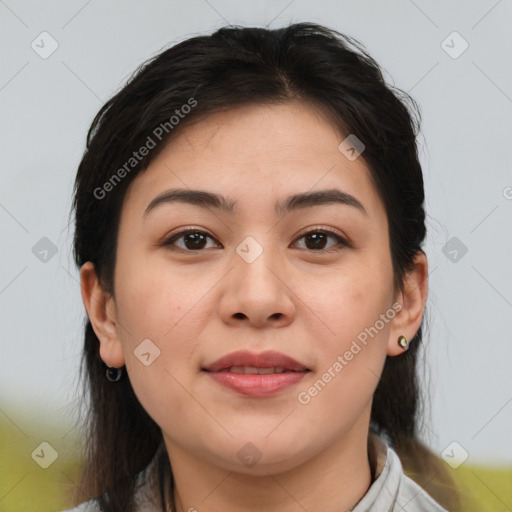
[202, 350, 310, 397]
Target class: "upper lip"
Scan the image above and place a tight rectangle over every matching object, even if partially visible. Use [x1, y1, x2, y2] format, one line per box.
[202, 350, 309, 372]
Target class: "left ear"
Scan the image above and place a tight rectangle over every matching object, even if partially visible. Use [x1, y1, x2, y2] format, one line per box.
[387, 250, 428, 356]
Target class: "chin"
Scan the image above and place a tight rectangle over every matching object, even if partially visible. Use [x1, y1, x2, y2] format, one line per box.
[199, 435, 318, 476]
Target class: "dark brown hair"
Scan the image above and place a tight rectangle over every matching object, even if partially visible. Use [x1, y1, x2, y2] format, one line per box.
[71, 22, 460, 511]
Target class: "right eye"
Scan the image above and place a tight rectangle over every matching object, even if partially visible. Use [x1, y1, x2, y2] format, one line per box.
[161, 229, 222, 251]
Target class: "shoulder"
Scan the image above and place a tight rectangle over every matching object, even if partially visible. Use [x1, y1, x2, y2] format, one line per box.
[352, 436, 450, 512]
[382, 446, 450, 512]
[60, 460, 163, 512]
[61, 500, 101, 512]
[60, 445, 165, 512]
[395, 457, 450, 511]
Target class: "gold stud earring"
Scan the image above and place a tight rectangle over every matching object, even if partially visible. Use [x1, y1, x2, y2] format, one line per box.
[397, 335, 408, 350]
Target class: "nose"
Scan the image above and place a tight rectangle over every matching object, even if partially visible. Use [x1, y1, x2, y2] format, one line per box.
[218, 243, 296, 329]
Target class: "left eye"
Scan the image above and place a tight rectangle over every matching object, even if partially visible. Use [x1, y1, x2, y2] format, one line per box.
[294, 230, 347, 251]
[162, 229, 347, 252]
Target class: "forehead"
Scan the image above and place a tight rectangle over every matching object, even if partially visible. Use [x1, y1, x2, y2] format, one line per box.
[121, 101, 385, 222]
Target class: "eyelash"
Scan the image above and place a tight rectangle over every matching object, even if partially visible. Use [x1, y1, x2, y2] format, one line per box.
[161, 227, 349, 253]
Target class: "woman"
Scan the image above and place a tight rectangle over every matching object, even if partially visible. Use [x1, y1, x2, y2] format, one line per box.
[66, 22, 460, 512]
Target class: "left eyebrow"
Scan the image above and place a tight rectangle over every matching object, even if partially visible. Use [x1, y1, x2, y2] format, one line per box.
[276, 188, 368, 217]
[142, 188, 368, 219]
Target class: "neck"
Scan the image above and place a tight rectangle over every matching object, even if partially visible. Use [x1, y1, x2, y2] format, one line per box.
[164, 418, 373, 512]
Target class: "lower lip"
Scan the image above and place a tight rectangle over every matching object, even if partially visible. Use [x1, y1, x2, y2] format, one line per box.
[204, 371, 308, 397]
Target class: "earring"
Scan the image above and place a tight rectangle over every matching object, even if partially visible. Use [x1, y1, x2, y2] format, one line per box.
[106, 365, 123, 382]
[397, 335, 408, 350]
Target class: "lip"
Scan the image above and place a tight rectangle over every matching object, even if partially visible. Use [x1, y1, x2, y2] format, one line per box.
[203, 349, 309, 372]
[202, 350, 310, 397]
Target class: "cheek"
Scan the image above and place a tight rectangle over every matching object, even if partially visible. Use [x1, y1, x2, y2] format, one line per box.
[301, 256, 393, 352]
[113, 264, 207, 411]
[295, 257, 393, 419]
[293, 271, 392, 433]
[115, 257, 209, 345]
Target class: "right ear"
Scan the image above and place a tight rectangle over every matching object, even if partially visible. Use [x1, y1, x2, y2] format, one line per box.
[79, 261, 125, 368]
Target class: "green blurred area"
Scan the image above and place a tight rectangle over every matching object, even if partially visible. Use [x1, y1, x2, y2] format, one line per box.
[0, 412, 82, 512]
[1, 414, 511, 511]
[446, 465, 512, 512]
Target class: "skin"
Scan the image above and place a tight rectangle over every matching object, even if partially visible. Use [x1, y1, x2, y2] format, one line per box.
[81, 101, 428, 512]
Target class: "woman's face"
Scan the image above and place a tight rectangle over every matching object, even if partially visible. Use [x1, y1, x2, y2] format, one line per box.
[88, 101, 417, 474]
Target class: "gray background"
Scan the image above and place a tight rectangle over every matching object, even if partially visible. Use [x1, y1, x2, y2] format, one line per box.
[1, 0, 511, 470]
